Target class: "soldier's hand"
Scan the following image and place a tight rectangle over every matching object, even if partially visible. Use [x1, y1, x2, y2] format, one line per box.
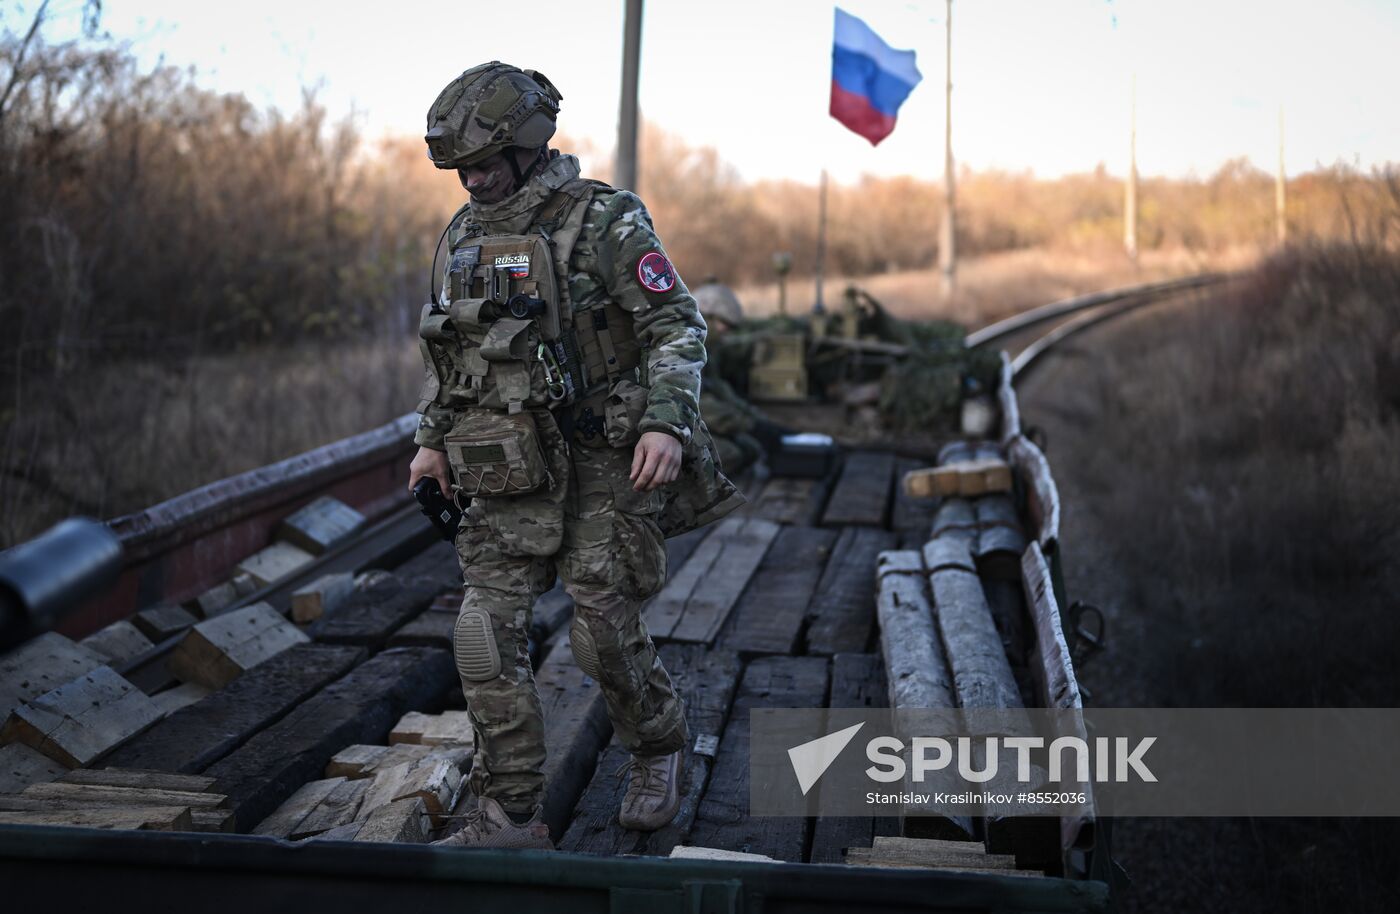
[408, 446, 452, 498]
[631, 431, 682, 492]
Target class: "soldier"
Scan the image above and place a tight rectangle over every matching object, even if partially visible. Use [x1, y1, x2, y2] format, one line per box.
[694, 282, 786, 474]
[407, 63, 741, 849]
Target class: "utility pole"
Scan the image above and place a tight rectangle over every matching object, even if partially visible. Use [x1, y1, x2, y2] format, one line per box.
[1275, 106, 1287, 245]
[615, 0, 644, 191]
[1124, 72, 1138, 262]
[938, 0, 956, 298]
[814, 169, 828, 313]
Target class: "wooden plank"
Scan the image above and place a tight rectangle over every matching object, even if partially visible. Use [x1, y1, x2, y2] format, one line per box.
[0, 632, 106, 720]
[996, 352, 1020, 442]
[252, 777, 345, 837]
[325, 743, 471, 780]
[1, 665, 162, 768]
[646, 516, 781, 644]
[131, 603, 199, 642]
[20, 781, 229, 810]
[80, 621, 154, 666]
[747, 477, 822, 526]
[0, 742, 67, 794]
[291, 572, 355, 624]
[1008, 435, 1060, 550]
[387, 610, 455, 650]
[190, 808, 237, 832]
[392, 539, 466, 595]
[292, 777, 371, 839]
[872, 835, 1017, 869]
[388, 710, 474, 747]
[809, 653, 891, 865]
[61, 768, 217, 793]
[308, 572, 442, 650]
[191, 573, 258, 619]
[205, 646, 454, 831]
[718, 525, 837, 655]
[169, 602, 309, 690]
[690, 656, 829, 862]
[236, 541, 316, 588]
[103, 643, 364, 774]
[902, 458, 1013, 499]
[821, 451, 896, 527]
[560, 645, 743, 857]
[0, 803, 193, 831]
[535, 640, 613, 839]
[805, 527, 899, 656]
[360, 755, 461, 824]
[276, 495, 366, 555]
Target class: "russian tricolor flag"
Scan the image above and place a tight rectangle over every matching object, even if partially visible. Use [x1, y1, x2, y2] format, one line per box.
[830, 7, 922, 146]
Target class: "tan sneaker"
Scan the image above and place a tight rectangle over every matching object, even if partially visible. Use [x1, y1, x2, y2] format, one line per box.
[617, 749, 684, 831]
[432, 796, 553, 850]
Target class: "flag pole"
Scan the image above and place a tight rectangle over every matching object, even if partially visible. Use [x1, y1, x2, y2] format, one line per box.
[615, 0, 644, 191]
[938, 0, 956, 299]
[814, 167, 828, 314]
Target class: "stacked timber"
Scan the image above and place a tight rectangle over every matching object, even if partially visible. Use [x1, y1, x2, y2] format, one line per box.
[169, 602, 309, 689]
[253, 709, 473, 842]
[845, 836, 1041, 876]
[0, 768, 234, 832]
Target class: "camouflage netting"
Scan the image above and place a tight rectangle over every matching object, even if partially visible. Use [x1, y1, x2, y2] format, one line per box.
[877, 324, 1002, 432]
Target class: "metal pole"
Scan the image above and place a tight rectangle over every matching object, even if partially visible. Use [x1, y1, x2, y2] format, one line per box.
[1276, 106, 1287, 245]
[938, 0, 956, 298]
[814, 168, 828, 313]
[1124, 72, 1138, 262]
[615, 0, 644, 192]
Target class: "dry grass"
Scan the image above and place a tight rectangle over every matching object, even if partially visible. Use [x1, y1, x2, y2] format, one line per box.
[0, 341, 422, 547]
[734, 244, 1260, 327]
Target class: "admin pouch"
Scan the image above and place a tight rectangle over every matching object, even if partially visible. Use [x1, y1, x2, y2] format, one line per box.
[445, 408, 550, 496]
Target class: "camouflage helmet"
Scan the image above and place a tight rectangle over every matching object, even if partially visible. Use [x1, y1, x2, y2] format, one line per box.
[424, 62, 562, 169]
[693, 282, 744, 328]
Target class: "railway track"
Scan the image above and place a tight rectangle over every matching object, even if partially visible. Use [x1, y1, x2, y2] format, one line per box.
[0, 273, 1232, 913]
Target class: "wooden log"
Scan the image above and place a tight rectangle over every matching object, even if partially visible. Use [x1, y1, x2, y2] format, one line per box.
[874, 551, 973, 842]
[0, 742, 67, 794]
[973, 494, 1028, 578]
[719, 525, 837, 655]
[236, 541, 316, 588]
[352, 796, 430, 843]
[822, 451, 896, 527]
[0, 803, 193, 831]
[80, 620, 154, 666]
[1022, 542, 1095, 863]
[61, 768, 217, 793]
[535, 639, 613, 839]
[928, 565, 1026, 712]
[559, 645, 742, 857]
[1008, 435, 1060, 551]
[2, 665, 162, 768]
[0, 632, 106, 720]
[103, 643, 364, 774]
[922, 537, 978, 574]
[291, 572, 355, 624]
[645, 516, 780, 645]
[169, 602, 309, 690]
[388, 710, 474, 747]
[204, 646, 455, 830]
[805, 527, 898, 656]
[19, 780, 229, 810]
[308, 572, 441, 650]
[689, 656, 829, 862]
[875, 552, 955, 712]
[147, 682, 212, 718]
[276, 495, 366, 555]
[132, 603, 199, 642]
[809, 653, 895, 865]
[891, 457, 939, 548]
[997, 351, 1020, 443]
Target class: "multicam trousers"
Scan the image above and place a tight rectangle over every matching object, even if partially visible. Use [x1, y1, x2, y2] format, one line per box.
[452, 441, 688, 815]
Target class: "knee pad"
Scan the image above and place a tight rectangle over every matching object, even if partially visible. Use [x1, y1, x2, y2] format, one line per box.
[454, 608, 501, 682]
[569, 616, 602, 680]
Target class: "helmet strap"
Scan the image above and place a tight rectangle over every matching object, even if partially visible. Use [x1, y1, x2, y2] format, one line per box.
[506, 146, 547, 190]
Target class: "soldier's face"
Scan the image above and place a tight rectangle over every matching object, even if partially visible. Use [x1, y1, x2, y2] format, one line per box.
[459, 152, 516, 204]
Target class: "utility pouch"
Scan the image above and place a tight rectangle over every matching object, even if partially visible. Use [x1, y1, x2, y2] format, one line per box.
[445, 409, 550, 497]
[603, 378, 650, 448]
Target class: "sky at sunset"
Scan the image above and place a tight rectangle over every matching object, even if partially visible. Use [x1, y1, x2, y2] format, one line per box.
[37, 0, 1400, 185]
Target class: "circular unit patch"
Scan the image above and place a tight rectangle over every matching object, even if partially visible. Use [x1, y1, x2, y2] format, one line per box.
[636, 251, 677, 293]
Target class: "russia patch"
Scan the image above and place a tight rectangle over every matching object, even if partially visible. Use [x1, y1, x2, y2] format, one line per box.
[636, 251, 676, 293]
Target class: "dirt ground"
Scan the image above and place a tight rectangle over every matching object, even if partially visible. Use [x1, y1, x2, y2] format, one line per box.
[1014, 288, 1400, 913]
